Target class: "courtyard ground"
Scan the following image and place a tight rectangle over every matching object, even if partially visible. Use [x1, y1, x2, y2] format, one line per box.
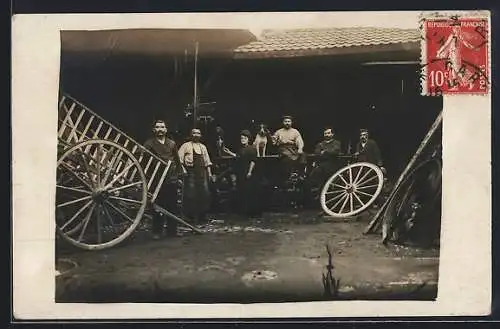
[55, 209, 440, 303]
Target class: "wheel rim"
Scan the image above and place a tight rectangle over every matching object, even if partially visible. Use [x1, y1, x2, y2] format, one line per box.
[56, 140, 148, 250]
[320, 162, 384, 218]
[383, 158, 442, 243]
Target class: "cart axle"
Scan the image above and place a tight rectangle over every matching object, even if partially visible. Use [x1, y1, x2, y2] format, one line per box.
[91, 188, 109, 202]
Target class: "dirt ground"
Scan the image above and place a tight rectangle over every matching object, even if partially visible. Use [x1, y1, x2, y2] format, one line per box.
[55, 209, 440, 303]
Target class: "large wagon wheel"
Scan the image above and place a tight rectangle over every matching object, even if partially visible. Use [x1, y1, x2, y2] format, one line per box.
[56, 139, 148, 250]
[381, 158, 442, 245]
[320, 162, 384, 218]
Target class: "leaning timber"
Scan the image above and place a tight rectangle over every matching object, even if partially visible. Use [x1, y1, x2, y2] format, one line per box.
[364, 110, 443, 236]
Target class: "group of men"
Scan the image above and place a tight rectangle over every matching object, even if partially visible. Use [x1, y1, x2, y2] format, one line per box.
[143, 115, 384, 240]
[270, 116, 384, 192]
[310, 125, 385, 188]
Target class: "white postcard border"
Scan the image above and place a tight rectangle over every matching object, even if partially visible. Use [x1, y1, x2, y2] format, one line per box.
[11, 11, 492, 319]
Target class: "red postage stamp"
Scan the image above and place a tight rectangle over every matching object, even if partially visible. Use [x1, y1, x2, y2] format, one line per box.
[420, 15, 490, 95]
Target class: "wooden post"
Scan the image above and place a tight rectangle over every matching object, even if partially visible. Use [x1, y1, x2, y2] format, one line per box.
[364, 110, 443, 234]
[192, 42, 199, 129]
[153, 204, 202, 234]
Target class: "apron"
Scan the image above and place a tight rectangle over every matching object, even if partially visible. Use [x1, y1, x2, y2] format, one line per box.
[279, 143, 300, 161]
[183, 151, 211, 219]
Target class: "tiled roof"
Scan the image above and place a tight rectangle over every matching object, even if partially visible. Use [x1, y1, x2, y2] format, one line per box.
[234, 27, 420, 57]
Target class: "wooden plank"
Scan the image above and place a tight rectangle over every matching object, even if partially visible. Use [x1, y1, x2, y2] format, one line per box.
[102, 149, 123, 186]
[129, 153, 144, 181]
[143, 156, 153, 175]
[114, 140, 129, 173]
[58, 95, 66, 109]
[118, 144, 139, 180]
[153, 203, 202, 234]
[79, 115, 95, 142]
[66, 108, 85, 143]
[151, 161, 171, 202]
[147, 161, 161, 190]
[87, 121, 104, 155]
[93, 121, 103, 138]
[103, 126, 112, 140]
[57, 103, 76, 138]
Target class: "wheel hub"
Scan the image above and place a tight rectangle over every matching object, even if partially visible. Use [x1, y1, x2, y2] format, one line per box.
[346, 185, 355, 194]
[92, 188, 109, 202]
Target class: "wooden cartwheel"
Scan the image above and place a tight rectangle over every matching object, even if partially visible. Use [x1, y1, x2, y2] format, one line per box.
[320, 162, 384, 218]
[56, 93, 202, 251]
[381, 157, 442, 245]
[56, 139, 148, 250]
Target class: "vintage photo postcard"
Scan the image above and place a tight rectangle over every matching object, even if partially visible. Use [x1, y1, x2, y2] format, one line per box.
[11, 11, 492, 319]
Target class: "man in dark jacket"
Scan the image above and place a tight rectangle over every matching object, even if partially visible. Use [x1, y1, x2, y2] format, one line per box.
[144, 119, 183, 239]
[306, 127, 342, 203]
[310, 127, 342, 186]
[355, 129, 387, 208]
[355, 129, 384, 169]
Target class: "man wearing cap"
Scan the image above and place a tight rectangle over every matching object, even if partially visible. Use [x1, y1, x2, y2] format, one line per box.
[355, 129, 384, 169]
[355, 129, 387, 209]
[272, 115, 306, 184]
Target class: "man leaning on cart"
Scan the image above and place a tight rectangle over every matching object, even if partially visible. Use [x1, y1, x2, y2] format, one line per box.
[144, 119, 184, 239]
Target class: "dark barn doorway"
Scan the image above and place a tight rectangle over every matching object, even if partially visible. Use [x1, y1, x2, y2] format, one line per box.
[203, 57, 442, 180]
[59, 29, 442, 182]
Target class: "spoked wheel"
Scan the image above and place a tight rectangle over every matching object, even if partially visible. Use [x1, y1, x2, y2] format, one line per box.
[382, 158, 442, 245]
[320, 162, 384, 218]
[56, 139, 148, 251]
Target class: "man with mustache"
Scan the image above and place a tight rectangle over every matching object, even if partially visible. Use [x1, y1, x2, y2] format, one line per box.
[354, 129, 387, 209]
[308, 127, 342, 196]
[144, 119, 183, 239]
[355, 129, 384, 169]
[272, 115, 306, 185]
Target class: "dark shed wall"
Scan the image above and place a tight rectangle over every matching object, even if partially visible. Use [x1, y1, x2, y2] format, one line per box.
[205, 57, 442, 178]
[59, 54, 230, 142]
[59, 54, 442, 180]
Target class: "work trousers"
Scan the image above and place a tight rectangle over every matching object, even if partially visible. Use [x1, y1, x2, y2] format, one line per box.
[152, 180, 180, 236]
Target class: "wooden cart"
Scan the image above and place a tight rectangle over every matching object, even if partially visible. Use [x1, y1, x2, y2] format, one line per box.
[211, 153, 385, 218]
[56, 94, 200, 251]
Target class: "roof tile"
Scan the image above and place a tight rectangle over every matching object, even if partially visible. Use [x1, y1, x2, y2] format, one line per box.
[234, 27, 420, 53]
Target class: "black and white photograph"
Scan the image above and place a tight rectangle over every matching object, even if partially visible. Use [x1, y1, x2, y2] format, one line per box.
[54, 23, 443, 303]
[12, 11, 491, 318]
